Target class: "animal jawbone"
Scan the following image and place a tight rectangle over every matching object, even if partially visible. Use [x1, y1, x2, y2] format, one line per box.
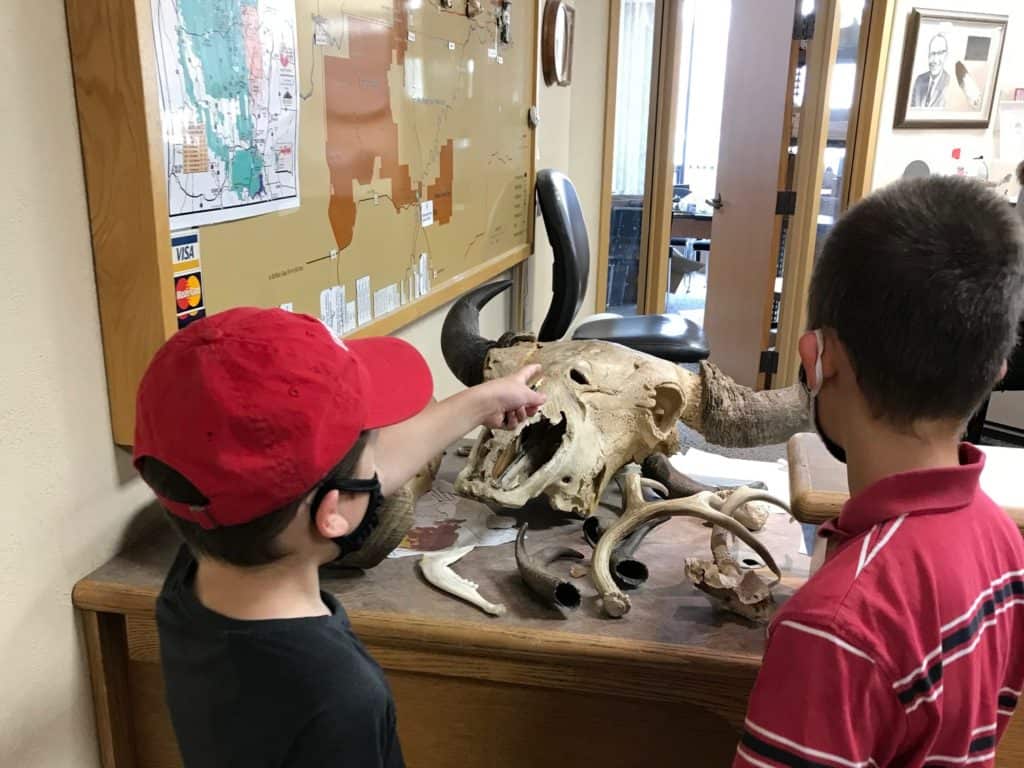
[419, 545, 507, 617]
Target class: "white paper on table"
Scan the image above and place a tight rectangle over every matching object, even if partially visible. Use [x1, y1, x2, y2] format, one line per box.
[669, 448, 791, 507]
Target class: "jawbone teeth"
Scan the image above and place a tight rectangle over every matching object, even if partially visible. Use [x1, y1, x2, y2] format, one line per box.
[490, 440, 518, 479]
[498, 453, 530, 490]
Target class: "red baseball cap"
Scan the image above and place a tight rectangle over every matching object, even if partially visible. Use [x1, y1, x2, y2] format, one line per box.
[133, 307, 433, 528]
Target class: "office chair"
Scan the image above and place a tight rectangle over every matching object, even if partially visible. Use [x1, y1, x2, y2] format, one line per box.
[965, 327, 1024, 443]
[534, 169, 710, 363]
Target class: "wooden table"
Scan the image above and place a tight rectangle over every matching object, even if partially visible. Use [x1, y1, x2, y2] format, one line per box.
[75, 441, 1021, 766]
[671, 210, 712, 240]
[788, 432, 1024, 531]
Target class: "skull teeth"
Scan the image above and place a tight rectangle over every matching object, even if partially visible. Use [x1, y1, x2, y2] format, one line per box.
[491, 441, 517, 479]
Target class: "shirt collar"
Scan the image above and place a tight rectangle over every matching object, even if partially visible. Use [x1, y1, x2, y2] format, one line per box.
[820, 443, 985, 539]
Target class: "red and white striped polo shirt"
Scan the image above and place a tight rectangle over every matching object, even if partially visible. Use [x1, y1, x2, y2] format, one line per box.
[734, 444, 1024, 768]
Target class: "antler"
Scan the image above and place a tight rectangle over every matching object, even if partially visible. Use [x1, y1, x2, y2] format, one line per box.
[592, 474, 786, 619]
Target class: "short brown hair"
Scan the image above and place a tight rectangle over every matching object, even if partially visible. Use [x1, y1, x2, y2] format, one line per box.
[140, 432, 369, 566]
[808, 176, 1024, 425]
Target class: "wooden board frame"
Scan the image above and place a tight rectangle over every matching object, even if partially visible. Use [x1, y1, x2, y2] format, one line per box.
[66, 0, 539, 446]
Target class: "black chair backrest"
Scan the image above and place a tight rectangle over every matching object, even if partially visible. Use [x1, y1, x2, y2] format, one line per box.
[535, 169, 590, 342]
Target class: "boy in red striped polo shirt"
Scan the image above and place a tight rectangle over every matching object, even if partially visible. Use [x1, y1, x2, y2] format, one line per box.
[734, 176, 1024, 768]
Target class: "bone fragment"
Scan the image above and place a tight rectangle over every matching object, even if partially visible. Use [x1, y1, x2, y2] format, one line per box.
[684, 524, 777, 622]
[591, 475, 785, 619]
[419, 546, 506, 616]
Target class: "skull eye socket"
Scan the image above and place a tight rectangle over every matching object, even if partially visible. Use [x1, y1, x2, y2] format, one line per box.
[570, 368, 589, 385]
[653, 385, 683, 434]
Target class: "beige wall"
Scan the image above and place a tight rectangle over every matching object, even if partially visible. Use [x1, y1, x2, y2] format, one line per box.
[872, 0, 1024, 190]
[0, 1, 608, 765]
[871, 0, 1024, 429]
[525, 0, 609, 331]
[0, 2, 157, 764]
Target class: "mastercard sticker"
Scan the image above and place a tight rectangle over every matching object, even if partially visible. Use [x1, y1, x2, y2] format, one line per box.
[176, 307, 206, 329]
[172, 268, 205, 329]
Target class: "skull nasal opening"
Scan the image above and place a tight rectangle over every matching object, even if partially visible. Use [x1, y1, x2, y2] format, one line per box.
[653, 385, 682, 433]
[518, 414, 568, 470]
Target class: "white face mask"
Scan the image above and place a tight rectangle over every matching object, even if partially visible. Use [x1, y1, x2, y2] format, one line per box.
[803, 329, 847, 464]
[809, 329, 824, 397]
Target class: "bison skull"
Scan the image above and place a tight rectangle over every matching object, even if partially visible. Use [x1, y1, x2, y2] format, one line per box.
[441, 280, 811, 518]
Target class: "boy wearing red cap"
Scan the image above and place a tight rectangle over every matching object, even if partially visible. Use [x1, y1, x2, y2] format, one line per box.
[133, 307, 545, 768]
[733, 177, 1024, 766]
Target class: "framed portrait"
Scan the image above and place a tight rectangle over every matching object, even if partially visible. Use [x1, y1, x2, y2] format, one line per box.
[893, 9, 1008, 129]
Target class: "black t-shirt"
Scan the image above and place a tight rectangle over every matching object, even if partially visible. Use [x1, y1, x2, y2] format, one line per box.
[156, 545, 404, 768]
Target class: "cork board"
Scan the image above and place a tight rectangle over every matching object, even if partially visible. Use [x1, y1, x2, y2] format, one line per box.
[67, 0, 538, 444]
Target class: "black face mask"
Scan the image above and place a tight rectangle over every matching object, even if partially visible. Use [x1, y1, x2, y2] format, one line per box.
[309, 474, 383, 558]
[801, 365, 847, 465]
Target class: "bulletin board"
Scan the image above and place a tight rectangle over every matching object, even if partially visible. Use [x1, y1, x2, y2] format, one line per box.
[67, 0, 537, 445]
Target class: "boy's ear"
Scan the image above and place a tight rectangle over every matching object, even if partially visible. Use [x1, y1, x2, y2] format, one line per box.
[999, 360, 1009, 382]
[312, 490, 351, 539]
[798, 331, 820, 391]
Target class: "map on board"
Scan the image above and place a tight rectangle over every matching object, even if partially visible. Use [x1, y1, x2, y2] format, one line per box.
[151, 0, 300, 228]
[149, 0, 533, 334]
[304, 0, 531, 335]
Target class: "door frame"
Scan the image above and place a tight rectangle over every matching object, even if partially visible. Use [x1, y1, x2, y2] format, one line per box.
[774, 0, 897, 388]
[594, 0, 683, 317]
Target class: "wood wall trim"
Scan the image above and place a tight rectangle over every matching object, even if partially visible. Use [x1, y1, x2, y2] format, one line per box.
[845, 0, 897, 203]
[641, 0, 685, 315]
[774, 0, 842, 388]
[595, 0, 622, 313]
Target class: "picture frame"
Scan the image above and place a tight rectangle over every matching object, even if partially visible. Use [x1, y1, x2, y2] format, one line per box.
[893, 9, 1007, 129]
[542, 0, 575, 87]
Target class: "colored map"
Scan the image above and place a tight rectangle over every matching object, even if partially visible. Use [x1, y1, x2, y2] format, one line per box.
[313, 0, 531, 310]
[152, 0, 300, 228]
[152, 0, 534, 334]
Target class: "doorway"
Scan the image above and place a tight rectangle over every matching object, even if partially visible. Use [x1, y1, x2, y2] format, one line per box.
[662, 1, 732, 327]
[603, 0, 659, 316]
[599, 0, 797, 386]
[598, 0, 878, 388]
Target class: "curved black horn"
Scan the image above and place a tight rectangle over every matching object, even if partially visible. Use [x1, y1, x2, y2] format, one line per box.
[441, 279, 512, 386]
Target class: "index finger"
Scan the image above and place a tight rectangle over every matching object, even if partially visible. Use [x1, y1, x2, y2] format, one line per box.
[513, 364, 542, 385]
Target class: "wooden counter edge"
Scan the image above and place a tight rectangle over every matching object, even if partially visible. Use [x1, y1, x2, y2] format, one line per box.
[788, 435, 1024, 531]
[72, 576, 761, 671]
